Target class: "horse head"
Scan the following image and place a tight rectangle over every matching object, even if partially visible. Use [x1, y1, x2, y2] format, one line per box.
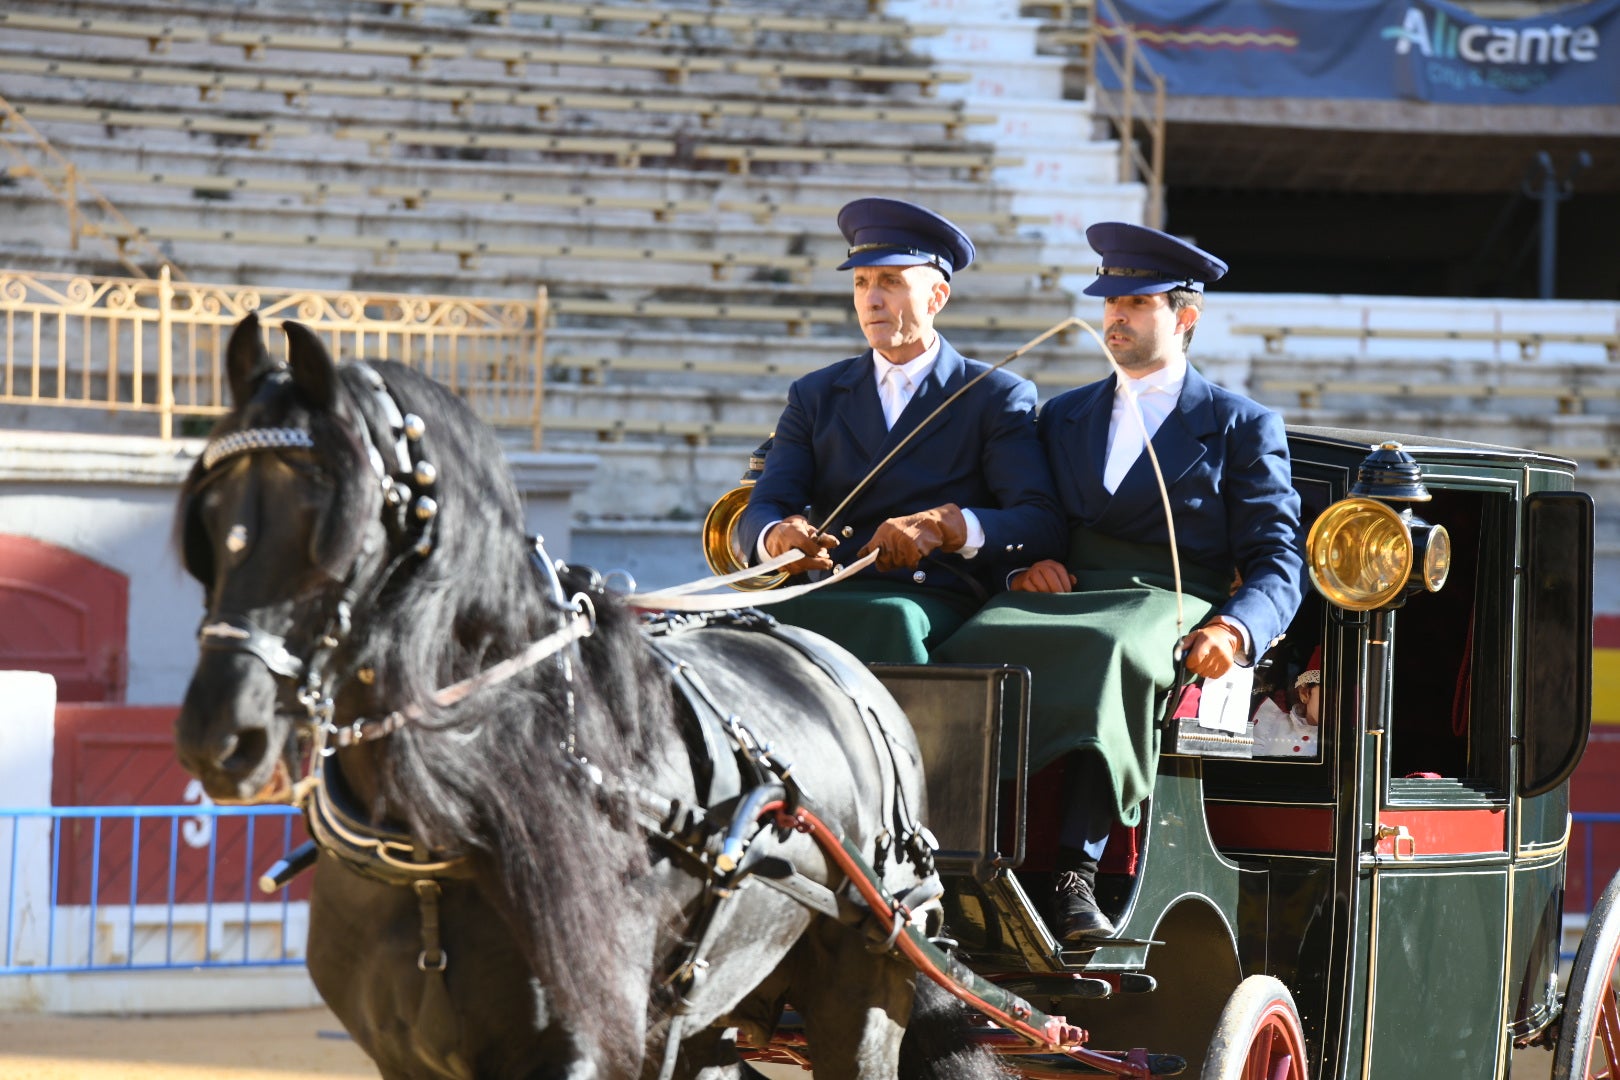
[173, 312, 393, 802]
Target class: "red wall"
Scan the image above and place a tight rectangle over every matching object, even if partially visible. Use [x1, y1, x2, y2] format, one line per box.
[52, 704, 308, 905]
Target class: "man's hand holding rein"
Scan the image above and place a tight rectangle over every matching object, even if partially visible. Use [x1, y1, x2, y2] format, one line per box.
[764, 515, 837, 575]
[859, 503, 968, 572]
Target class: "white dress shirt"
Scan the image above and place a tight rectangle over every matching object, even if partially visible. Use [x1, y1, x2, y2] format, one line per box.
[1102, 352, 1187, 494]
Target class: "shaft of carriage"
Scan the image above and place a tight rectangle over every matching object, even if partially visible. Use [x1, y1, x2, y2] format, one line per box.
[772, 801, 1187, 1079]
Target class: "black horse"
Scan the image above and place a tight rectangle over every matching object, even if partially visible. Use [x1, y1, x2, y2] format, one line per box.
[172, 313, 1002, 1079]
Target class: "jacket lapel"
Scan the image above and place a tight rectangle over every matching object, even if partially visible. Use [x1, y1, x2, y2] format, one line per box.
[832, 351, 887, 462]
[1052, 376, 1115, 517]
[1101, 367, 1217, 524]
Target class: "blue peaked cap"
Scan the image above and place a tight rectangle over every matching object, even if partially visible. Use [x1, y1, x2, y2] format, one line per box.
[836, 197, 974, 280]
[1083, 222, 1228, 297]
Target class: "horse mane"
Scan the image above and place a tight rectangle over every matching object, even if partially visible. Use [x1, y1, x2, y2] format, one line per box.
[354, 362, 671, 1071]
[186, 355, 670, 1073]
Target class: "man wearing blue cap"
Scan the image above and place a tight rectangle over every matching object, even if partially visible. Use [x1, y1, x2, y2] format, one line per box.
[737, 197, 1066, 663]
[936, 222, 1304, 940]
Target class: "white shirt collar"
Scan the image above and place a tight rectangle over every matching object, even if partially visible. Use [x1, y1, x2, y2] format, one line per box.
[873, 336, 942, 388]
[1118, 351, 1187, 396]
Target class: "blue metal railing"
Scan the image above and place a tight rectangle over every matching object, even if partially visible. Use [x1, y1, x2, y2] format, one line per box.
[1565, 811, 1620, 963]
[5, 806, 1617, 974]
[1, 804, 305, 975]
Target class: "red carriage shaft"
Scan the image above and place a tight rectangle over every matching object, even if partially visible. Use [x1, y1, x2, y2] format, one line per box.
[768, 802, 1169, 1079]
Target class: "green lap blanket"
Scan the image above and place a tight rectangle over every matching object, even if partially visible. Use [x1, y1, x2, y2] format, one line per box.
[767, 582, 980, 664]
[931, 530, 1229, 826]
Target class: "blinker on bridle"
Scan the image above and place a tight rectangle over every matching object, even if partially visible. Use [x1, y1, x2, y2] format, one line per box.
[195, 362, 441, 724]
[194, 361, 596, 784]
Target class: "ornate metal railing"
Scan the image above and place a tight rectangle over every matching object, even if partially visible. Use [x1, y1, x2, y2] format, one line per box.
[1087, 0, 1167, 230]
[0, 267, 548, 445]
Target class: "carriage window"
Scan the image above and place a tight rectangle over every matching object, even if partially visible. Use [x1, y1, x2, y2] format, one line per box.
[1385, 488, 1511, 793]
[1246, 477, 1333, 762]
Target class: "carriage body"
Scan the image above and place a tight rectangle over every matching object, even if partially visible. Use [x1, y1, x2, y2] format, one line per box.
[888, 426, 1596, 1078]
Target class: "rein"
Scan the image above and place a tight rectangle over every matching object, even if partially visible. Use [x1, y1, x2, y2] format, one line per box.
[194, 364, 598, 794]
[626, 314, 1187, 632]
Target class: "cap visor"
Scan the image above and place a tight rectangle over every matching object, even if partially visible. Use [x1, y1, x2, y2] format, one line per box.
[838, 250, 949, 275]
[1081, 277, 1200, 298]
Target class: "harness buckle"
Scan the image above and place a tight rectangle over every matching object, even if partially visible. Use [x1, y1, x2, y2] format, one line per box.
[417, 949, 448, 973]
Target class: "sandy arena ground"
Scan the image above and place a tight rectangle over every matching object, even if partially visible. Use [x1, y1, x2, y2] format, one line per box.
[0, 1006, 1557, 1078]
[0, 1007, 379, 1079]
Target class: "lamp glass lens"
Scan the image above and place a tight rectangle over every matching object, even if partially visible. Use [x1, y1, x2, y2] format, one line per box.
[1422, 524, 1452, 591]
[1308, 498, 1413, 609]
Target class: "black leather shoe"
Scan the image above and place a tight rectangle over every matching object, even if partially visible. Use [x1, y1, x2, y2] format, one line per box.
[1054, 869, 1116, 941]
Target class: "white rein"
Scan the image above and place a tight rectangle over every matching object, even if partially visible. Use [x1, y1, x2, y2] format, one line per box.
[624, 315, 1185, 639]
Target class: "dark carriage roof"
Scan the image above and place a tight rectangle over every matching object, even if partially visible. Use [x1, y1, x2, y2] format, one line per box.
[1286, 424, 1576, 470]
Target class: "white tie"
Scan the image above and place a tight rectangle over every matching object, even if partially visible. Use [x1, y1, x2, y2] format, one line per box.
[1103, 385, 1146, 494]
[879, 366, 911, 430]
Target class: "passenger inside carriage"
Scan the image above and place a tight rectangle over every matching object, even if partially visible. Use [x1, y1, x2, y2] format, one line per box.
[931, 223, 1306, 941]
[1249, 644, 1323, 759]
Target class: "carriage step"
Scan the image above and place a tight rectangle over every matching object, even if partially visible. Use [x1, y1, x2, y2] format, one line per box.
[995, 975, 1114, 1000]
[1119, 972, 1157, 994]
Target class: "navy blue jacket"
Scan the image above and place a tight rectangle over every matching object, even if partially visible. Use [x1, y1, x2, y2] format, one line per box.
[1039, 366, 1305, 653]
[741, 338, 1066, 596]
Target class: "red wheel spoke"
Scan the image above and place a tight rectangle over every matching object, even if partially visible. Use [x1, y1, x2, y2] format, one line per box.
[1597, 981, 1620, 1078]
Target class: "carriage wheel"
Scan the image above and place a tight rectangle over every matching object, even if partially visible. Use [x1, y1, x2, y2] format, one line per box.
[1200, 975, 1307, 1080]
[1555, 870, 1620, 1079]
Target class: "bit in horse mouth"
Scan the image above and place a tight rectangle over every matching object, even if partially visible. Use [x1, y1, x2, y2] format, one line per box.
[214, 757, 295, 806]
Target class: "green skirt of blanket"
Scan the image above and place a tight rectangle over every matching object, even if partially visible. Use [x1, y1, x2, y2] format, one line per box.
[766, 581, 981, 665]
[930, 529, 1228, 826]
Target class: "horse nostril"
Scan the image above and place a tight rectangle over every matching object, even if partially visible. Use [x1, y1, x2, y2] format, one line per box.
[222, 728, 268, 773]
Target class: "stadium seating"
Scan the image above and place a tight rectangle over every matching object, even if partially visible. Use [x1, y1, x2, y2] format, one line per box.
[2, 102, 308, 150]
[212, 30, 467, 69]
[395, 0, 946, 44]
[46, 0, 1611, 564]
[1237, 322, 1620, 363]
[0, 11, 203, 53]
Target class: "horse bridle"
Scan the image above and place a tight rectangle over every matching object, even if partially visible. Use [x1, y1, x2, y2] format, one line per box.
[193, 363, 596, 796]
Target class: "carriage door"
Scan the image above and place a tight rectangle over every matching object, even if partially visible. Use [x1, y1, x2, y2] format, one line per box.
[1359, 484, 1513, 1079]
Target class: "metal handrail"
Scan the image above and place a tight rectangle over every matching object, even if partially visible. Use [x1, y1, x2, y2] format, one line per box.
[0, 267, 548, 444]
[1085, 0, 1167, 230]
[0, 91, 185, 282]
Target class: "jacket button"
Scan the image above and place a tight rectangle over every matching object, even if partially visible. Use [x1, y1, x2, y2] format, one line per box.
[841, 525, 854, 538]
[912, 570, 927, 584]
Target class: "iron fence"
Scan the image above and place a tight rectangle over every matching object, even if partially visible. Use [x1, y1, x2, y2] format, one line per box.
[1, 804, 306, 975]
[6, 805, 1616, 973]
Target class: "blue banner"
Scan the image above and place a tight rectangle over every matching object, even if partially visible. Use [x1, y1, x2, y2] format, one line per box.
[1098, 0, 1620, 105]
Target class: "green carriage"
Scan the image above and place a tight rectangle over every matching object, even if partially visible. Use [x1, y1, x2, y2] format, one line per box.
[807, 427, 1605, 1078]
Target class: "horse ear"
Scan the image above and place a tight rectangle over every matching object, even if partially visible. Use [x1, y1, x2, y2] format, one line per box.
[225, 312, 280, 407]
[282, 320, 339, 412]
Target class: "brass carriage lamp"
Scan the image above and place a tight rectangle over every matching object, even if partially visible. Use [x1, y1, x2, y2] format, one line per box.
[1307, 442, 1452, 611]
[702, 435, 789, 591]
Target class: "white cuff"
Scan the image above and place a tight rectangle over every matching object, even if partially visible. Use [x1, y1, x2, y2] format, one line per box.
[1217, 616, 1253, 664]
[755, 519, 783, 564]
[956, 508, 985, 559]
